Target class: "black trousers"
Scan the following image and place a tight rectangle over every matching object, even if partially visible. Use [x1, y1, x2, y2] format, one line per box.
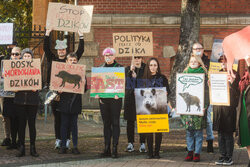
[127, 120, 146, 144]
[51, 101, 70, 140]
[10, 115, 19, 144]
[146, 133, 162, 155]
[218, 131, 234, 158]
[17, 105, 38, 145]
[100, 99, 122, 146]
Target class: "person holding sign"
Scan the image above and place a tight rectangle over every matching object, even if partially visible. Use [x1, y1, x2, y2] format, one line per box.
[124, 56, 147, 153]
[236, 60, 250, 167]
[181, 54, 209, 162]
[57, 53, 87, 155]
[140, 58, 170, 159]
[14, 48, 39, 157]
[95, 47, 123, 158]
[44, 28, 84, 149]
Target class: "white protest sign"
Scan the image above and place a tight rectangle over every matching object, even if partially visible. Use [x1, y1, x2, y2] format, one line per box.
[46, 2, 93, 33]
[0, 23, 13, 45]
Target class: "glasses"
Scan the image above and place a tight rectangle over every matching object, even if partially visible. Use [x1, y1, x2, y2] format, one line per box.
[11, 53, 20, 56]
[193, 48, 203, 50]
[134, 57, 142, 59]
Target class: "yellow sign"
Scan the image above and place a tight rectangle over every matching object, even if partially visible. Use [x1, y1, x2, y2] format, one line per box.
[136, 114, 169, 133]
[209, 62, 238, 73]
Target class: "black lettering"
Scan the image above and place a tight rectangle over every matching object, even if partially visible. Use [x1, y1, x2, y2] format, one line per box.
[11, 61, 15, 68]
[28, 79, 33, 86]
[10, 80, 14, 87]
[33, 79, 39, 86]
[15, 80, 19, 87]
[24, 79, 28, 86]
[59, 5, 67, 13]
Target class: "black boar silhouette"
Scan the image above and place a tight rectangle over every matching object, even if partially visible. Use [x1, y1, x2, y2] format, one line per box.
[179, 92, 201, 112]
[55, 71, 82, 89]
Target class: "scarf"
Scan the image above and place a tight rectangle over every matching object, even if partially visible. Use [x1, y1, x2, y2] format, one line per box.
[239, 71, 250, 93]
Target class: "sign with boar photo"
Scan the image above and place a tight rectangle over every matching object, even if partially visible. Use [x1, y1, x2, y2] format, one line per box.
[2, 59, 42, 91]
[135, 87, 169, 133]
[176, 73, 205, 116]
[46, 2, 93, 33]
[50, 61, 86, 94]
[113, 32, 153, 57]
[90, 67, 125, 98]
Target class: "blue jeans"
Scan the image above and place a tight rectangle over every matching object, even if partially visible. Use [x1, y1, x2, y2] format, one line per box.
[206, 105, 214, 140]
[186, 129, 203, 154]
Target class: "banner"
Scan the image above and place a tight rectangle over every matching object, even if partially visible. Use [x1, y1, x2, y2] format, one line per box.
[50, 61, 86, 94]
[209, 39, 238, 72]
[90, 67, 125, 98]
[135, 87, 169, 133]
[0, 23, 13, 45]
[209, 73, 230, 106]
[2, 59, 42, 91]
[46, 2, 93, 33]
[113, 32, 153, 57]
[176, 73, 205, 116]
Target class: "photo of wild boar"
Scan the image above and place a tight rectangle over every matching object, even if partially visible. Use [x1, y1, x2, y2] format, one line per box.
[55, 71, 82, 89]
[179, 92, 201, 112]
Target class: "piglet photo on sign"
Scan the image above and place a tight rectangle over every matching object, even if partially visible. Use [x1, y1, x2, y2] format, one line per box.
[50, 61, 86, 94]
[2, 59, 42, 91]
[113, 32, 153, 57]
[46, 2, 93, 33]
[0, 23, 13, 45]
[135, 87, 169, 133]
[176, 73, 205, 116]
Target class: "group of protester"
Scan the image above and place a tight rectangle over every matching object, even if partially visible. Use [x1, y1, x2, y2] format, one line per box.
[0, 29, 249, 167]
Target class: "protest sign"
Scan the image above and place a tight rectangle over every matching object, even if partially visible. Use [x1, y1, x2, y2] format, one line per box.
[135, 87, 169, 133]
[0, 23, 13, 45]
[46, 2, 93, 33]
[209, 73, 230, 106]
[2, 59, 42, 91]
[50, 61, 86, 94]
[90, 67, 125, 98]
[113, 32, 153, 57]
[209, 39, 238, 72]
[176, 73, 205, 116]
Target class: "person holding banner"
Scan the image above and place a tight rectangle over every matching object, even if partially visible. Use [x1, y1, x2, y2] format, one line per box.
[124, 56, 147, 153]
[44, 28, 84, 149]
[14, 48, 39, 157]
[95, 47, 123, 158]
[236, 60, 250, 167]
[212, 55, 240, 165]
[141, 58, 170, 159]
[181, 54, 208, 162]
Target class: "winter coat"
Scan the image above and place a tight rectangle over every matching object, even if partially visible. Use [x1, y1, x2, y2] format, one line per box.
[213, 70, 240, 133]
[124, 63, 146, 121]
[14, 91, 39, 106]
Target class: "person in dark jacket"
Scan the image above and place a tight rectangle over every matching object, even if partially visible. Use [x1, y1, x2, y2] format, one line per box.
[236, 59, 250, 167]
[141, 58, 170, 159]
[95, 47, 123, 158]
[57, 53, 86, 154]
[124, 56, 147, 152]
[44, 28, 84, 149]
[14, 48, 40, 157]
[212, 55, 240, 166]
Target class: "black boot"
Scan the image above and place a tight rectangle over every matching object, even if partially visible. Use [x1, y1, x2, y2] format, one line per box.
[30, 144, 39, 157]
[207, 140, 214, 153]
[112, 145, 118, 158]
[16, 145, 25, 157]
[7, 142, 17, 150]
[1, 138, 11, 146]
[101, 144, 111, 157]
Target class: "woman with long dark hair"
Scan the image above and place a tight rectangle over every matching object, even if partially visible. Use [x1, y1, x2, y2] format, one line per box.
[141, 57, 170, 159]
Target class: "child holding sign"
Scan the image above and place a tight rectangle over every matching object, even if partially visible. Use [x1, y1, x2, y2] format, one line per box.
[181, 54, 209, 162]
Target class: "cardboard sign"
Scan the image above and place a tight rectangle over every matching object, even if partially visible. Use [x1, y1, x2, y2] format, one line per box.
[46, 2, 93, 33]
[176, 73, 205, 116]
[0, 23, 13, 45]
[50, 61, 86, 94]
[209, 73, 230, 106]
[135, 87, 169, 133]
[2, 59, 42, 91]
[113, 32, 153, 57]
[90, 67, 125, 98]
[209, 39, 238, 72]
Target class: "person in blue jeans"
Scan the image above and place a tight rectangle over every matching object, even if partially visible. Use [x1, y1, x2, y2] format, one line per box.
[206, 105, 214, 152]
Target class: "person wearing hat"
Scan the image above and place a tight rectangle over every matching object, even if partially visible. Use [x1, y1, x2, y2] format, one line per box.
[14, 48, 40, 157]
[43, 28, 84, 149]
[95, 47, 123, 158]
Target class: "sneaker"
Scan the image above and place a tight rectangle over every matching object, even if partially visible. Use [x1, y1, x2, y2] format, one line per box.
[66, 139, 71, 149]
[223, 157, 233, 166]
[126, 143, 134, 152]
[185, 151, 193, 161]
[193, 153, 200, 162]
[72, 147, 80, 155]
[139, 143, 147, 153]
[215, 157, 225, 165]
[54, 139, 61, 149]
[1, 138, 11, 146]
